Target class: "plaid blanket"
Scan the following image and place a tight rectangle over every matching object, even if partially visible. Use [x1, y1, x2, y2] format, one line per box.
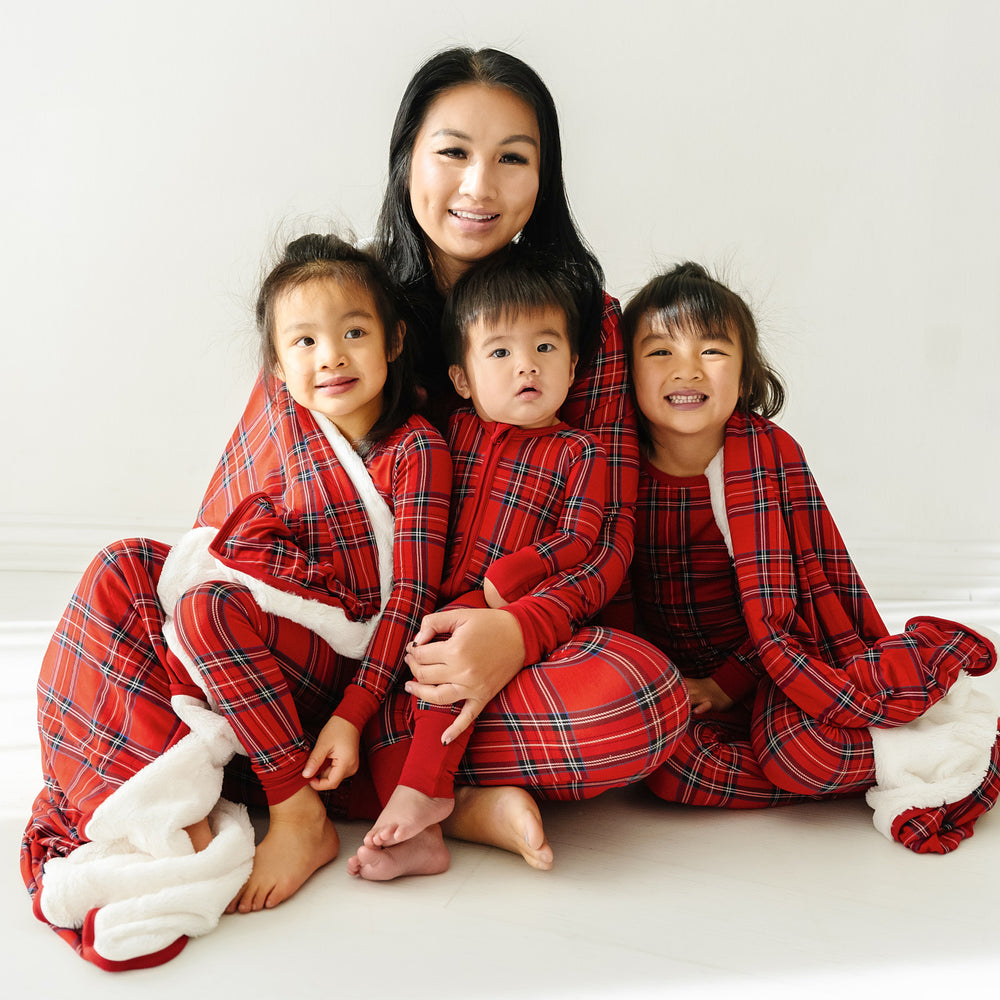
[712, 411, 999, 850]
[22, 400, 450, 967]
[715, 411, 995, 724]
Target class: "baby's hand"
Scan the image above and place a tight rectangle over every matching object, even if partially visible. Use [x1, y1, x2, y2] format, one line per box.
[684, 676, 734, 715]
[303, 715, 360, 791]
[482, 578, 507, 609]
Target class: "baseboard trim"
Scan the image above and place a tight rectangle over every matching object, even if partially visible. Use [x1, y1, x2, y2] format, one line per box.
[0, 516, 187, 574]
[848, 539, 1000, 602]
[1, 517, 998, 603]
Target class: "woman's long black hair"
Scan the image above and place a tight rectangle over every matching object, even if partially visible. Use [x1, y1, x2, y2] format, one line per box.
[373, 47, 605, 365]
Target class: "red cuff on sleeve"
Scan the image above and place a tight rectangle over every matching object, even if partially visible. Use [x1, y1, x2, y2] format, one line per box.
[333, 684, 381, 731]
[485, 549, 547, 605]
[503, 598, 572, 667]
[711, 657, 757, 705]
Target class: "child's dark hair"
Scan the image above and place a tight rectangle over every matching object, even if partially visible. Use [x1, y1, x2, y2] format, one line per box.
[622, 262, 786, 422]
[441, 247, 582, 368]
[256, 233, 416, 446]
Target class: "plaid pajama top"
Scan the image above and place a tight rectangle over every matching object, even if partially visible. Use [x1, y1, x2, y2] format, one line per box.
[197, 389, 452, 729]
[631, 463, 761, 703]
[200, 294, 639, 666]
[443, 408, 607, 617]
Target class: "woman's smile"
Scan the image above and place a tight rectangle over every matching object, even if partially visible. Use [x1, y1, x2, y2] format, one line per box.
[409, 83, 540, 290]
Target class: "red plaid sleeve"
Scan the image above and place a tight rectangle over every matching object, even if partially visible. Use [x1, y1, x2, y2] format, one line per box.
[335, 419, 452, 729]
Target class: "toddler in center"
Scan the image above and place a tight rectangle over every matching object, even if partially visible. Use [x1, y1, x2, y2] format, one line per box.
[351, 249, 610, 879]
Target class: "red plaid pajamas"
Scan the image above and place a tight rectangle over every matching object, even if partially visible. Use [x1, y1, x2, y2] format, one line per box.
[636, 412, 997, 811]
[22, 411, 451, 954]
[397, 408, 608, 797]
[444, 408, 607, 604]
[365, 298, 690, 802]
[170, 415, 451, 803]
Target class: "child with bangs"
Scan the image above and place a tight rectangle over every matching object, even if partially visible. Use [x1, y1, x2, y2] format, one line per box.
[619, 261, 1000, 853]
[23, 234, 453, 971]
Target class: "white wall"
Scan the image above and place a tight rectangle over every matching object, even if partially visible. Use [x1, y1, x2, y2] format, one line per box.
[3, 0, 998, 598]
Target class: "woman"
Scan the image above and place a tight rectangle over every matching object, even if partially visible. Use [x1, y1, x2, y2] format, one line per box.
[201, 48, 689, 878]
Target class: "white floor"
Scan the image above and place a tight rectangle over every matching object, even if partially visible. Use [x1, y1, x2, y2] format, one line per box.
[2, 569, 999, 999]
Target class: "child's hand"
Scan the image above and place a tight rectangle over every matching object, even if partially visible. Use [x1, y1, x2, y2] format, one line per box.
[302, 715, 360, 791]
[482, 578, 507, 609]
[684, 676, 734, 715]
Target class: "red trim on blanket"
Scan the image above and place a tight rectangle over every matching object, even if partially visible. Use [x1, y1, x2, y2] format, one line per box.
[81, 908, 188, 971]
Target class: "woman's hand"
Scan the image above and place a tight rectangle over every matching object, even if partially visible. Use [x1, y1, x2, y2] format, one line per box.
[303, 715, 360, 790]
[405, 606, 526, 744]
[684, 676, 735, 716]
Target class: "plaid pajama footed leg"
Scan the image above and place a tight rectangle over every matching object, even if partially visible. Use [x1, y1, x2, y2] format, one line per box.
[367, 626, 689, 802]
[171, 582, 354, 805]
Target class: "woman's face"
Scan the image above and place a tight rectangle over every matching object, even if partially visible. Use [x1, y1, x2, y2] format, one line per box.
[409, 83, 540, 291]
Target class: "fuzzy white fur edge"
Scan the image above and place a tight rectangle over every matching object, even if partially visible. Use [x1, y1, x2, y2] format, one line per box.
[40, 695, 255, 961]
[866, 671, 999, 840]
[704, 448, 732, 558]
[156, 412, 394, 663]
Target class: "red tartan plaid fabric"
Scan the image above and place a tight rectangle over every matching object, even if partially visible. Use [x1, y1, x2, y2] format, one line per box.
[367, 626, 689, 802]
[199, 296, 639, 665]
[513, 294, 640, 659]
[22, 538, 185, 959]
[890, 725, 1000, 853]
[398, 409, 607, 798]
[172, 583, 356, 803]
[203, 415, 451, 727]
[443, 408, 607, 606]
[639, 411, 996, 814]
[630, 465, 760, 701]
[723, 411, 994, 725]
[22, 413, 450, 957]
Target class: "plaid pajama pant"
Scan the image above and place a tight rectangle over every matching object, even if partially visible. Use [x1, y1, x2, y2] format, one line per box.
[171, 581, 354, 805]
[646, 679, 876, 808]
[367, 625, 690, 804]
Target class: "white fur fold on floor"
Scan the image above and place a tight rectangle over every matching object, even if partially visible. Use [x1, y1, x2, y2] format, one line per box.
[38, 695, 255, 962]
[867, 671, 999, 840]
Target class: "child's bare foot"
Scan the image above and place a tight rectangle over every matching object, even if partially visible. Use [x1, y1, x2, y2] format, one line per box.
[443, 785, 553, 870]
[365, 784, 455, 848]
[227, 785, 339, 914]
[184, 816, 214, 853]
[347, 825, 450, 881]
